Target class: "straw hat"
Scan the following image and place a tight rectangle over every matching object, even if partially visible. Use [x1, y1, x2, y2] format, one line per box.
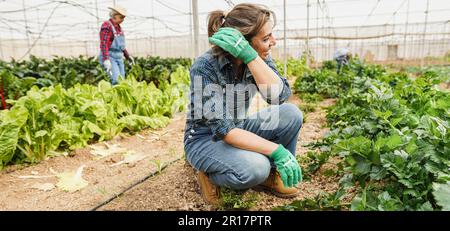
[108, 5, 127, 17]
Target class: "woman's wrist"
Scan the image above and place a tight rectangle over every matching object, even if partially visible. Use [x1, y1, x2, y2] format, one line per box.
[247, 56, 281, 86]
[262, 141, 279, 156]
[240, 44, 258, 64]
[269, 144, 288, 160]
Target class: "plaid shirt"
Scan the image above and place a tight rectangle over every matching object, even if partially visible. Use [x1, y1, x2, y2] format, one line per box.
[185, 49, 291, 142]
[99, 19, 130, 62]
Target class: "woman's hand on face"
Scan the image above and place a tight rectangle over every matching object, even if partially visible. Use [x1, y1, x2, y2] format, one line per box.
[208, 27, 258, 64]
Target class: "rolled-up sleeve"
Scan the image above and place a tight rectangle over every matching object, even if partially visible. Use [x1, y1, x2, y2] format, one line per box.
[260, 57, 292, 105]
[189, 58, 237, 141]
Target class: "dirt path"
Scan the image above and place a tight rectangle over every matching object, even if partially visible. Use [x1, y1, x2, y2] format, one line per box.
[0, 114, 186, 210]
[0, 80, 339, 211]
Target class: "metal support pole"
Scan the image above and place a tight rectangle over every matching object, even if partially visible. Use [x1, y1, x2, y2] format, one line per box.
[151, 0, 156, 55]
[189, 0, 194, 58]
[321, 0, 325, 62]
[446, 21, 450, 62]
[283, 0, 287, 77]
[36, 8, 42, 57]
[306, 0, 310, 66]
[93, 0, 100, 58]
[383, 24, 387, 60]
[22, 0, 31, 49]
[95, 0, 100, 26]
[0, 35, 3, 60]
[421, 0, 429, 67]
[85, 41, 89, 56]
[192, 0, 200, 58]
[403, 0, 410, 61]
[315, 0, 319, 64]
[9, 28, 16, 59]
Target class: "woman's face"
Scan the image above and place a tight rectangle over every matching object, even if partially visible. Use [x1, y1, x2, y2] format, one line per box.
[112, 13, 125, 24]
[251, 21, 276, 60]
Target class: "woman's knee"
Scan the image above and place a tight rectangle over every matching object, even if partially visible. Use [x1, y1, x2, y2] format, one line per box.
[220, 155, 271, 190]
[279, 103, 303, 129]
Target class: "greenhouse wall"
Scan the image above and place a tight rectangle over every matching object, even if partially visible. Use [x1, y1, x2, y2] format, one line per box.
[1, 21, 449, 63]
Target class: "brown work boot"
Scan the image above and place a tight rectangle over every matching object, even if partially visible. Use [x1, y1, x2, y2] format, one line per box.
[197, 171, 221, 206]
[255, 170, 299, 198]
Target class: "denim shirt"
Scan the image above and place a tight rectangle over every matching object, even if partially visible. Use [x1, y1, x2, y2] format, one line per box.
[184, 49, 291, 144]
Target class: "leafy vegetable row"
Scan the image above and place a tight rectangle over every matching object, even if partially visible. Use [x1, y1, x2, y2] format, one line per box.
[0, 56, 191, 110]
[287, 59, 449, 211]
[0, 65, 190, 168]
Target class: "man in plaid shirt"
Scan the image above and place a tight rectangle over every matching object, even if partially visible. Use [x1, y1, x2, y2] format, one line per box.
[99, 5, 134, 85]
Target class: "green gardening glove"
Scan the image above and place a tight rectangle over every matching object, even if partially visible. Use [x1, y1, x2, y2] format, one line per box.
[208, 27, 258, 64]
[269, 144, 303, 187]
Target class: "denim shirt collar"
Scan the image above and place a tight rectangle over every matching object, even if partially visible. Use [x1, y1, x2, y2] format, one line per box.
[217, 54, 253, 82]
[217, 54, 231, 70]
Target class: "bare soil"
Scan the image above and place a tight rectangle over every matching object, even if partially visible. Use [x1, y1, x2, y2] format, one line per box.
[0, 82, 340, 211]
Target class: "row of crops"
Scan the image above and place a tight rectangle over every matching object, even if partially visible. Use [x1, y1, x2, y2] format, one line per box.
[0, 56, 191, 168]
[1, 54, 448, 211]
[277, 60, 449, 211]
[0, 56, 192, 110]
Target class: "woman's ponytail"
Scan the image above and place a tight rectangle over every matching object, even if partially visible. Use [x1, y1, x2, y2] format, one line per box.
[207, 4, 276, 57]
[207, 10, 225, 37]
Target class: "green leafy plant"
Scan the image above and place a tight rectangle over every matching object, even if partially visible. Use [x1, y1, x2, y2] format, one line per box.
[298, 102, 317, 114]
[219, 188, 259, 211]
[298, 150, 334, 180]
[290, 59, 450, 211]
[275, 56, 311, 79]
[273, 189, 348, 211]
[0, 65, 190, 168]
[0, 56, 191, 109]
[300, 92, 323, 103]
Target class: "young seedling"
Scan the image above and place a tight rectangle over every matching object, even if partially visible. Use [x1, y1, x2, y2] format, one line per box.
[168, 147, 178, 158]
[150, 159, 164, 175]
[96, 186, 109, 196]
[218, 188, 259, 211]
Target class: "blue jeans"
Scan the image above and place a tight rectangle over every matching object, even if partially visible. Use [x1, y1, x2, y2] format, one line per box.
[336, 57, 348, 74]
[184, 103, 303, 190]
[100, 55, 125, 85]
[109, 57, 125, 85]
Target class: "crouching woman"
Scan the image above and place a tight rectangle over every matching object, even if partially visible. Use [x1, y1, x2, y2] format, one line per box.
[184, 3, 303, 206]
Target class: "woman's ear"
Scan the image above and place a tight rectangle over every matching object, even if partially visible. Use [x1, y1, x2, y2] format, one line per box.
[249, 37, 255, 47]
